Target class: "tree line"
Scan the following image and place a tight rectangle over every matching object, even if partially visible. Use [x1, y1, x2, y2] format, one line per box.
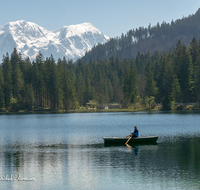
[0, 37, 200, 112]
[82, 8, 200, 62]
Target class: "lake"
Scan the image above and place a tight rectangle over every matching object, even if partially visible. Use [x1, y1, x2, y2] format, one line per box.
[0, 111, 200, 190]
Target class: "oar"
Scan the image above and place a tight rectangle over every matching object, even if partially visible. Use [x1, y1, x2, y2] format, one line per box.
[126, 143, 132, 149]
[125, 135, 132, 145]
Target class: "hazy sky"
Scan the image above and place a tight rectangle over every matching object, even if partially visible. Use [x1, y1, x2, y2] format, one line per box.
[1, 0, 200, 38]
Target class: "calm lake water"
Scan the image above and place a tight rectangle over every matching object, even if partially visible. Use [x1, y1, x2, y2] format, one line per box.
[0, 111, 200, 190]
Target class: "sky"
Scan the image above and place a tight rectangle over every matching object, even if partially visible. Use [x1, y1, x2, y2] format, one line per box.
[1, 0, 200, 38]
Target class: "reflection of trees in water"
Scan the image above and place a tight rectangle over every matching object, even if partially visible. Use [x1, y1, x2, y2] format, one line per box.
[1, 137, 200, 181]
[95, 138, 200, 179]
[1, 144, 68, 175]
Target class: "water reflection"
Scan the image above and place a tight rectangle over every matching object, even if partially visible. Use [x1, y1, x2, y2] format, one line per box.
[1, 112, 200, 189]
[0, 136, 199, 189]
[125, 144, 139, 155]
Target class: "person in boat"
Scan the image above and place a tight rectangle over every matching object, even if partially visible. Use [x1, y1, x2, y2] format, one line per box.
[132, 126, 139, 138]
[126, 126, 139, 138]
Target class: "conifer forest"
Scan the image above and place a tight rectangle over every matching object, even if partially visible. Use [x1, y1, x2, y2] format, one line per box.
[0, 36, 200, 112]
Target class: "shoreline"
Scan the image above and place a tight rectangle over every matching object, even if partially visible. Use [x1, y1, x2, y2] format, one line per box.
[0, 105, 200, 115]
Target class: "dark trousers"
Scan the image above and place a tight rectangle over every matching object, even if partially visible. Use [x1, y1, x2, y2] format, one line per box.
[132, 135, 137, 138]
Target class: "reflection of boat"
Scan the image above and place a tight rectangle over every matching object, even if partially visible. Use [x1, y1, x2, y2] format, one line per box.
[103, 136, 158, 145]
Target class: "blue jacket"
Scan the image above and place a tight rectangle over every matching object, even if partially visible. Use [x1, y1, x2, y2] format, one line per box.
[132, 128, 139, 137]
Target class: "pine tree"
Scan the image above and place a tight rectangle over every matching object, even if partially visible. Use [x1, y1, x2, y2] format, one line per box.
[0, 67, 5, 109]
[23, 84, 34, 110]
[84, 74, 91, 103]
[162, 55, 173, 97]
[122, 59, 138, 105]
[162, 95, 171, 110]
[11, 48, 24, 99]
[145, 62, 157, 97]
[12, 63, 24, 98]
[76, 72, 85, 106]
[107, 79, 113, 103]
[174, 42, 194, 102]
[2, 53, 13, 109]
[129, 63, 138, 104]
[31, 61, 39, 107]
[122, 59, 131, 106]
[112, 75, 121, 103]
[48, 55, 63, 110]
[194, 54, 200, 102]
[170, 74, 181, 102]
[36, 52, 45, 107]
[63, 69, 76, 109]
[190, 37, 199, 67]
[19, 57, 31, 84]
[154, 57, 165, 102]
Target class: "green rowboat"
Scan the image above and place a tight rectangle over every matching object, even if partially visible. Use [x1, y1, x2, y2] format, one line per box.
[103, 136, 158, 145]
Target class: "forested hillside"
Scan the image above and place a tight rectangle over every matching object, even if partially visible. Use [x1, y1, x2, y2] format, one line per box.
[0, 36, 200, 112]
[81, 8, 200, 62]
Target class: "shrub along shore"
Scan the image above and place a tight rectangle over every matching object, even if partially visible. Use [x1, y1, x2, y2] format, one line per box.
[1, 103, 199, 114]
[1, 37, 200, 113]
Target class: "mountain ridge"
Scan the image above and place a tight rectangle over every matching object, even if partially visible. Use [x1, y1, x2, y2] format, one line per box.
[0, 20, 109, 61]
[81, 8, 200, 62]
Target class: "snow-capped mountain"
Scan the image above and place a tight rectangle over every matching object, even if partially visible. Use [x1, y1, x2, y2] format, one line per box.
[0, 20, 109, 61]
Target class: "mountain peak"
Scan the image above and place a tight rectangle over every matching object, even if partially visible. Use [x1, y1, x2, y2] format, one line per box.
[55, 22, 108, 40]
[0, 20, 109, 61]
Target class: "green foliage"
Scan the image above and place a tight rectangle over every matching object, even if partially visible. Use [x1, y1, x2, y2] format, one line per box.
[2, 53, 13, 108]
[174, 41, 194, 102]
[23, 84, 34, 110]
[122, 59, 138, 107]
[11, 48, 24, 98]
[1, 36, 200, 112]
[10, 97, 19, 112]
[141, 96, 156, 109]
[171, 74, 181, 102]
[145, 62, 158, 97]
[0, 67, 5, 109]
[162, 95, 171, 111]
[81, 8, 200, 62]
[147, 96, 156, 109]
[194, 62, 200, 102]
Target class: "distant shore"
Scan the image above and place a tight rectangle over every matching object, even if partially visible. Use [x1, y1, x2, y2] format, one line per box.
[0, 104, 200, 114]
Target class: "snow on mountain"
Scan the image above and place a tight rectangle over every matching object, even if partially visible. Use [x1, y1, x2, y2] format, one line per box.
[0, 20, 109, 61]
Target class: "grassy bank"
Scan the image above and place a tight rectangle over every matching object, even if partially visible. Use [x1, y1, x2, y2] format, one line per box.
[0, 104, 200, 114]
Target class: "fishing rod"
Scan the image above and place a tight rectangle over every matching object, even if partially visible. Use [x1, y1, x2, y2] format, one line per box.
[126, 127, 131, 132]
[125, 127, 133, 138]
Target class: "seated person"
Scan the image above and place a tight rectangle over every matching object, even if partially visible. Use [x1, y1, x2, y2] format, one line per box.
[131, 126, 139, 138]
[126, 126, 139, 138]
